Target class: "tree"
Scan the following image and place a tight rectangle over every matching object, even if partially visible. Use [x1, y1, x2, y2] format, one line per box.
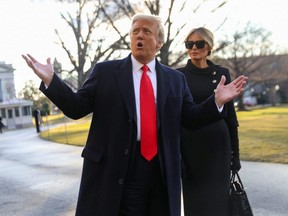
[214, 24, 282, 110]
[18, 80, 51, 115]
[55, 0, 131, 89]
[105, 0, 228, 67]
[55, 0, 228, 89]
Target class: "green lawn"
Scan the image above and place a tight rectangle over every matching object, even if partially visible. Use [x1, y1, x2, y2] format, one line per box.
[40, 114, 91, 146]
[237, 106, 288, 163]
[40, 106, 288, 164]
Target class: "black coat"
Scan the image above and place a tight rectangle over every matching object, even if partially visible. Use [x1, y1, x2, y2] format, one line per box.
[177, 59, 239, 216]
[40, 55, 224, 216]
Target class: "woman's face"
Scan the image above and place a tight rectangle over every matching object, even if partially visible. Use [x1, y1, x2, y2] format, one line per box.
[186, 32, 211, 61]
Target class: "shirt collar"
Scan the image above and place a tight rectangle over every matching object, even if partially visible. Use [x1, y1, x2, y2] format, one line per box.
[131, 55, 156, 73]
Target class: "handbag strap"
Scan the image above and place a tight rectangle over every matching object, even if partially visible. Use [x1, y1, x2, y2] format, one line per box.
[231, 171, 244, 189]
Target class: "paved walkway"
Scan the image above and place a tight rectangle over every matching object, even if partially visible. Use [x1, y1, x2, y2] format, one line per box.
[0, 127, 287, 216]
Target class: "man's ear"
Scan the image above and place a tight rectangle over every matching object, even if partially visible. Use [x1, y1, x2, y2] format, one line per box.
[156, 42, 163, 51]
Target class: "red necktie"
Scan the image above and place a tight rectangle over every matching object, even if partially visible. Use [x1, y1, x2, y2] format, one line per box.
[140, 64, 157, 161]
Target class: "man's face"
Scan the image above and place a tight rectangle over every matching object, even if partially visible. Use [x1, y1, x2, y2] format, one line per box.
[130, 19, 162, 64]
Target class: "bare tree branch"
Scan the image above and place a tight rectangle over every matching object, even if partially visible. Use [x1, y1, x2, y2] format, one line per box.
[215, 24, 280, 109]
[54, 0, 129, 89]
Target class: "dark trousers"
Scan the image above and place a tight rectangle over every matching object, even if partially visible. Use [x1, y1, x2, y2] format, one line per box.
[119, 142, 170, 216]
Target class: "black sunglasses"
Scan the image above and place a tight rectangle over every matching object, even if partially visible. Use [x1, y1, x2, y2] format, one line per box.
[185, 40, 206, 49]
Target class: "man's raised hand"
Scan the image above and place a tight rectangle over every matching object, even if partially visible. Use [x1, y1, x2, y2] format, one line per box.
[22, 54, 54, 87]
[215, 75, 248, 108]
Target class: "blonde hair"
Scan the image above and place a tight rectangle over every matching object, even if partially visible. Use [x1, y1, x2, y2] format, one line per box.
[184, 27, 214, 49]
[130, 13, 165, 44]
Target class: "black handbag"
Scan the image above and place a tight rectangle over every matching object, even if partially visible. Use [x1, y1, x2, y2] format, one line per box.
[229, 171, 254, 216]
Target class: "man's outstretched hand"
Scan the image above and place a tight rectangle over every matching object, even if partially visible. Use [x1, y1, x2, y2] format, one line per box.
[215, 75, 248, 108]
[22, 54, 54, 87]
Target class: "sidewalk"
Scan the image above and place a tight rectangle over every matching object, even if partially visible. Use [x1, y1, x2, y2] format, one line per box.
[1, 127, 288, 216]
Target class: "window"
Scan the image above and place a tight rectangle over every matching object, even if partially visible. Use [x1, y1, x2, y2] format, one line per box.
[0, 79, 2, 102]
[1, 109, 6, 118]
[8, 109, 13, 118]
[22, 106, 31, 116]
[15, 107, 20, 117]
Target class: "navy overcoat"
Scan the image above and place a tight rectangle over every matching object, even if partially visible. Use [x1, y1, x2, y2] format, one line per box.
[40, 54, 223, 216]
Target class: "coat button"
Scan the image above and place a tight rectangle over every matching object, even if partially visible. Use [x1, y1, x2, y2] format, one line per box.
[124, 149, 129, 155]
[118, 179, 124, 184]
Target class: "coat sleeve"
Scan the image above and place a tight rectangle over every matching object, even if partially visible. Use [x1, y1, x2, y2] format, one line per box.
[181, 73, 227, 130]
[39, 70, 97, 119]
[221, 68, 241, 171]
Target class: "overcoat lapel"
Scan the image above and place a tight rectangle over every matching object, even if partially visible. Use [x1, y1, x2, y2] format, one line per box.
[114, 56, 137, 125]
[114, 58, 172, 129]
[155, 61, 172, 182]
[156, 61, 172, 126]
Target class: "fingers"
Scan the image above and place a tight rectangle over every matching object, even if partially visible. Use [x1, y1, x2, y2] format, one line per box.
[234, 76, 248, 94]
[47, 57, 51, 65]
[21, 54, 42, 74]
[239, 76, 248, 89]
[21, 54, 33, 68]
[233, 75, 247, 88]
[27, 54, 38, 63]
[219, 75, 226, 85]
[21, 54, 29, 62]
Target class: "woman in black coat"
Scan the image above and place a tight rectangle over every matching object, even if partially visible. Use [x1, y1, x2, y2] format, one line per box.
[177, 27, 242, 216]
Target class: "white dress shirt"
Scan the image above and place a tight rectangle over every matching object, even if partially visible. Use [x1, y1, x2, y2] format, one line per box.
[130, 55, 223, 140]
[131, 55, 157, 141]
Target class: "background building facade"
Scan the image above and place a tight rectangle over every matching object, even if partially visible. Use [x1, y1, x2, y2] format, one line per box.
[0, 61, 33, 129]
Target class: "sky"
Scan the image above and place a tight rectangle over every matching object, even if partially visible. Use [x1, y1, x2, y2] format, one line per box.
[0, 0, 287, 94]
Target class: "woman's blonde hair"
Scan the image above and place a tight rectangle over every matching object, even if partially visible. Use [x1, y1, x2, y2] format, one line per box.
[184, 27, 214, 50]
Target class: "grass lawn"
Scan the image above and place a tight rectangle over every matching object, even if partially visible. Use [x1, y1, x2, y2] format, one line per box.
[40, 106, 288, 164]
[40, 114, 91, 146]
[237, 106, 288, 163]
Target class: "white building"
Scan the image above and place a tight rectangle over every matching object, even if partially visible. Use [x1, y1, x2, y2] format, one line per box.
[0, 61, 33, 129]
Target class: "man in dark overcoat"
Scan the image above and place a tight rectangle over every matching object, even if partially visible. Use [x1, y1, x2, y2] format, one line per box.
[22, 14, 247, 216]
